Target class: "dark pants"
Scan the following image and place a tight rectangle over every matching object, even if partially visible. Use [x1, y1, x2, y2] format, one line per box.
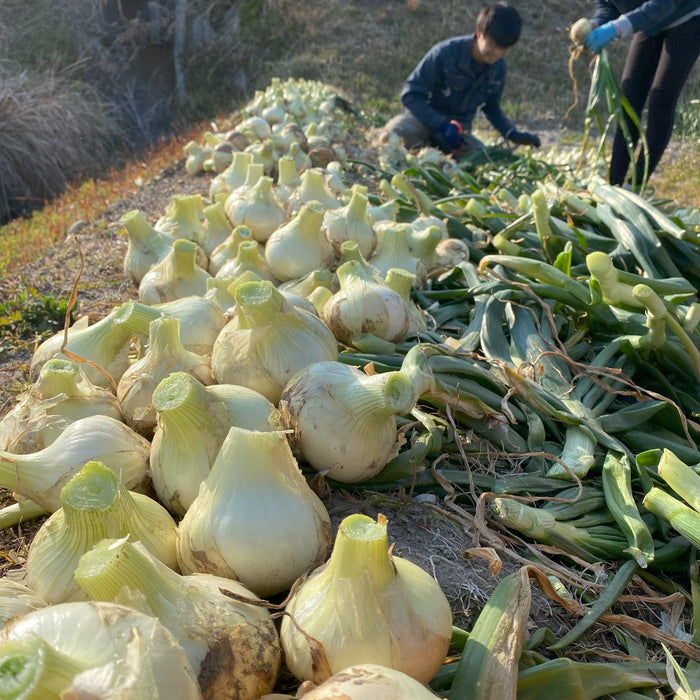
[610, 15, 700, 186]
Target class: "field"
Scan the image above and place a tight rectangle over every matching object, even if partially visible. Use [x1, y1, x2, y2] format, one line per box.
[2, 1, 700, 697]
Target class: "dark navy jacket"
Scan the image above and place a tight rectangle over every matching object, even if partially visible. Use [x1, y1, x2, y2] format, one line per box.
[592, 0, 700, 35]
[400, 34, 515, 138]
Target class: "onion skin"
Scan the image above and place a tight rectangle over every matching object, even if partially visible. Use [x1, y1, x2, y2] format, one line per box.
[0, 579, 47, 626]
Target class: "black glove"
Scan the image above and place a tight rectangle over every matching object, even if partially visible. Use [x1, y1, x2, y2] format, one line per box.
[439, 120, 464, 150]
[508, 131, 541, 148]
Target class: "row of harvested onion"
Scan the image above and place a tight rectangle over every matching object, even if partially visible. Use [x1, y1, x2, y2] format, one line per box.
[0, 78, 458, 698]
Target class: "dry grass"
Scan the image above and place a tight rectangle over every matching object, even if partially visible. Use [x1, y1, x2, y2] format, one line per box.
[0, 69, 123, 223]
[652, 145, 700, 209]
[0, 123, 207, 276]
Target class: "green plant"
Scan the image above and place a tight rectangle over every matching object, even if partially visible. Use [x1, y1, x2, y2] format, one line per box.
[0, 289, 72, 342]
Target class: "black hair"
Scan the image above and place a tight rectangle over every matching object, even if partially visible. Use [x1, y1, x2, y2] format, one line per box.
[476, 3, 522, 48]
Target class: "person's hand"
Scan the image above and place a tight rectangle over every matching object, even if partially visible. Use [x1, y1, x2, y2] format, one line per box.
[583, 21, 619, 53]
[439, 120, 464, 150]
[509, 131, 541, 148]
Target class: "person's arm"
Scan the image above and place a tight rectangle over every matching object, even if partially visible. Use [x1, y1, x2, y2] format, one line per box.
[617, 0, 685, 33]
[481, 96, 516, 140]
[586, 0, 685, 52]
[400, 43, 451, 134]
[479, 61, 514, 137]
[480, 63, 540, 148]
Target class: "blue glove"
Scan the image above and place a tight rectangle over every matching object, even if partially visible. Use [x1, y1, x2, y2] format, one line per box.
[439, 120, 464, 150]
[583, 21, 619, 53]
[509, 131, 541, 148]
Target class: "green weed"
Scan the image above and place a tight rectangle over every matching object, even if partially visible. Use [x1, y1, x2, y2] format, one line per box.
[0, 289, 72, 344]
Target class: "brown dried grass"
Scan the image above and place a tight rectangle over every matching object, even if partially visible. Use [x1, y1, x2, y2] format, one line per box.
[0, 68, 124, 222]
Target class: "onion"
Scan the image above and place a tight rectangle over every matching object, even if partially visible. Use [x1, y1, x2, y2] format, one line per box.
[275, 154, 303, 205]
[431, 237, 471, 276]
[25, 460, 179, 604]
[279, 361, 417, 482]
[0, 414, 150, 512]
[262, 664, 441, 699]
[215, 239, 279, 284]
[184, 139, 212, 175]
[367, 197, 400, 223]
[0, 358, 122, 454]
[322, 259, 410, 347]
[570, 17, 593, 44]
[369, 225, 427, 288]
[177, 426, 332, 597]
[210, 151, 254, 201]
[155, 193, 207, 243]
[211, 280, 338, 404]
[29, 300, 157, 388]
[150, 371, 281, 516]
[205, 276, 238, 315]
[224, 175, 286, 244]
[264, 200, 335, 282]
[0, 600, 202, 699]
[138, 239, 212, 305]
[206, 142, 234, 174]
[0, 579, 47, 626]
[121, 208, 176, 284]
[285, 168, 340, 214]
[262, 98, 286, 126]
[280, 513, 452, 685]
[405, 224, 444, 272]
[208, 225, 259, 276]
[323, 161, 347, 194]
[151, 295, 226, 357]
[288, 140, 310, 174]
[323, 188, 376, 258]
[385, 268, 429, 336]
[337, 240, 383, 282]
[238, 115, 272, 140]
[199, 200, 233, 256]
[278, 267, 336, 299]
[75, 536, 282, 700]
[117, 315, 214, 437]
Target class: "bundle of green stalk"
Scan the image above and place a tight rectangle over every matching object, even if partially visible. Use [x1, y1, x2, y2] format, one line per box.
[420, 449, 700, 698]
[329, 143, 700, 694]
[576, 48, 650, 192]
[342, 142, 700, 577]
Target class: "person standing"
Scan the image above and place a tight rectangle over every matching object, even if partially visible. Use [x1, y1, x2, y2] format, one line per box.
[382, 2, 540, 157]
[577, 0, 700, 186]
